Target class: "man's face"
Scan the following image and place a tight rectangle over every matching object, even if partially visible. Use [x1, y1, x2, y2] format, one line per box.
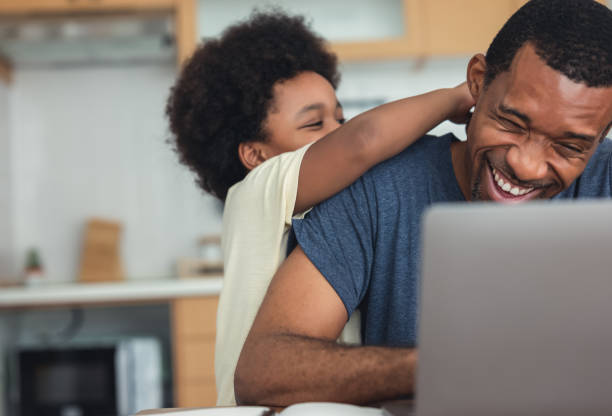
[458, 43, 612, 202]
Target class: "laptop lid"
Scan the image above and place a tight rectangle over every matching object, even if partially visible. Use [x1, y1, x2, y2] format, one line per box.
[416, 200, 612, 416]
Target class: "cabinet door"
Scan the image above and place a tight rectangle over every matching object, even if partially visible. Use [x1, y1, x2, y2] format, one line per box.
[172, 296, 219, 407]
[420, 0, 519, 55]
[0, 0, 174, 14]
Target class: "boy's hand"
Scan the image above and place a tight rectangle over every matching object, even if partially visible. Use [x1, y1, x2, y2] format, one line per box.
[447, 82, 475, 124]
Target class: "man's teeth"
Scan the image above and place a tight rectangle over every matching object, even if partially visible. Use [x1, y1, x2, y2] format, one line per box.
[492, 167, 533, 196]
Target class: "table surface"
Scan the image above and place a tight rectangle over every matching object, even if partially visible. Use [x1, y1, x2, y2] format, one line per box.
[136, 400, 415, 415]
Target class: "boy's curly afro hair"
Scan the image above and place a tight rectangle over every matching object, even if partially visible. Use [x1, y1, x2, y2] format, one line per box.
[166, 10, 340, 200]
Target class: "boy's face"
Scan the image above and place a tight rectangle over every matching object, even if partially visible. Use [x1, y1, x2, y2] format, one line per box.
[261, 71, 344, 158]
[454, 43, 612, 202]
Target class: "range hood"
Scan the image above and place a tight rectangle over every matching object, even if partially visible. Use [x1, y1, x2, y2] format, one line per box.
[0, 12, 176, 68]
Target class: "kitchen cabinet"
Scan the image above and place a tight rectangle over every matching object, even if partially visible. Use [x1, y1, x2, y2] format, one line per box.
[331, 0, 525, 61]
[196, 0, 527, 61]
[0, 0, 175, 12]
[0, 278, 222, 408]
[0, 0, 197, 82]
[2, 0, 608, 83]
[172, 296, 218, 406]
[195, 0, 530, 62]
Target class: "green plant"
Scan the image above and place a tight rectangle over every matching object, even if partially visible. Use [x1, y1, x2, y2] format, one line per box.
[25, 248, 43, 271]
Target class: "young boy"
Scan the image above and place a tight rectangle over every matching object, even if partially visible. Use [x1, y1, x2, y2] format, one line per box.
[166, 11, 473, 405]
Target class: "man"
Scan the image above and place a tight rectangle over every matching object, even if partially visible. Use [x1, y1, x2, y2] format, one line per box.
[235, 0, 612, 406]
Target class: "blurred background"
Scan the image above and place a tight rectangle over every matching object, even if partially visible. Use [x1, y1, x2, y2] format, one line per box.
[1, 0, 602, 414]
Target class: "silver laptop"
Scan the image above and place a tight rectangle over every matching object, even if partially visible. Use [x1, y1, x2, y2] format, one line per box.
[416, 200, 612, 416]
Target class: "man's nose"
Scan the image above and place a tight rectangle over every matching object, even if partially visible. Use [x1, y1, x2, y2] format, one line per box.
[505, 136, 550, 181]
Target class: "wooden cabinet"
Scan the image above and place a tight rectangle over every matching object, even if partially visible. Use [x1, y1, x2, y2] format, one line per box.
[172, 296, 219, 407]
[331, 0, 526, 61]
[330, 0, 607, 61]
[0, 0, 175, 14]
[2, 0, 608, 79]
[0, 0, 197, 82]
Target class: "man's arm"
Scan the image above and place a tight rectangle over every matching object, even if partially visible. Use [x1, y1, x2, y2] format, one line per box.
[294, 83, 474, 214]
[234, 245, 417, 406]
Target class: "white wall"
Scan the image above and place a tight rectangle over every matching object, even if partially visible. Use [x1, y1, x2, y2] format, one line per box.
[0, 82, 13, 279]
[8, 65, 222, 282]
[338, 58, 470, 139]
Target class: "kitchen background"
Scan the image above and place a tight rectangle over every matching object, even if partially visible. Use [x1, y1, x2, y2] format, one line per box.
[0, 0, 474, 285]
[1, 0, 596, 414]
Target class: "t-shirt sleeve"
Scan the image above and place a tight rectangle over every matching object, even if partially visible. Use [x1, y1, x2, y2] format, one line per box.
[228, 143, 313, 228]
[292, 177, 376, 317]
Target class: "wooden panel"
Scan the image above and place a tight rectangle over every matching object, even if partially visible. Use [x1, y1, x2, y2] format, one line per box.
[403, 0, 425, 52]
[0, 0, 174, 14]
[0, 57, 12, 84]
[172, 296, 219, 407]
[331, 38, 417, 62]
[172, 296, 218, 337]
[174, 0, 197, 66]
[332, 0, 422, 62]
[174, 339, 215, 382]
[78, 218, 124, 283]
[422, 0, 519, 55]
[174, 381, 217, 407]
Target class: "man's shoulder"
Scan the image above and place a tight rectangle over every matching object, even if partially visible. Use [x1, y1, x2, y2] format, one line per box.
[364, 133, 457, 180]
[596, 137, 612, 155]
[306, 133, 458, 209]
[581, 137, 612, 177]
[557, 138, 612, 199]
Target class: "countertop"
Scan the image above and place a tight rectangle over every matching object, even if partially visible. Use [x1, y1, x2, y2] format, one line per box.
[0, 276, 223, 309]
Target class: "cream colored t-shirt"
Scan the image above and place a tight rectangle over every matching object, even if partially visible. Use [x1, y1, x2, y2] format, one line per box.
[215, 144, 361, 405]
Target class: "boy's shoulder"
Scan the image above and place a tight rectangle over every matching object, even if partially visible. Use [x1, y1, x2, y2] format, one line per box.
[226, 143, 312, 203]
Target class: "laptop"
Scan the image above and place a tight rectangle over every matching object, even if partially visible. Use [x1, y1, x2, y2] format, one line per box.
[415, 200, 612, 416]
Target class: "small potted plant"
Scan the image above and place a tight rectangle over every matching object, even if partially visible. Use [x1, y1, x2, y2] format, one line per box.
[24, 248, 44, 286]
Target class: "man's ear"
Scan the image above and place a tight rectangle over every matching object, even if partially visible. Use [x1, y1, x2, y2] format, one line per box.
[467, 53, 487, 102]
[238, 141, 267, 171]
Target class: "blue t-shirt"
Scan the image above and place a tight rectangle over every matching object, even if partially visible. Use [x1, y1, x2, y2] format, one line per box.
[292, 134, 612, 347]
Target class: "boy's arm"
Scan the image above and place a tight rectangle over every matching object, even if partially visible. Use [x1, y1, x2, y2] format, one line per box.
[294, 83, 474, 214]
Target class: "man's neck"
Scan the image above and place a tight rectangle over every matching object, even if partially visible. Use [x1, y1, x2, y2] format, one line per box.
[450, 140, 471, 200]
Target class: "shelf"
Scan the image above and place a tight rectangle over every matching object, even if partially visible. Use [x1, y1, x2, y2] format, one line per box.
[0, 277, 223, 309]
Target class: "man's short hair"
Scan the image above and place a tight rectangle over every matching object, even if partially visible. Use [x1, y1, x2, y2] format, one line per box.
[485, 0, 612, 87]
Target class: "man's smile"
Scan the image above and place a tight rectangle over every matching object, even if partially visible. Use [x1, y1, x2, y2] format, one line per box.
[483, 159, 546, 203]
[491, 166, 534, 196]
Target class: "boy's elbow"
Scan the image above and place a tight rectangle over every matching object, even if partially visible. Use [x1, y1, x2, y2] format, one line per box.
[349, 118, 384, 165]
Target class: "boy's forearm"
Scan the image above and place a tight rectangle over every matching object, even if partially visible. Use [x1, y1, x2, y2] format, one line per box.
[294, 84, 472, 214]
[235, 332, 417, 406]
[355, 85, 472, 164]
